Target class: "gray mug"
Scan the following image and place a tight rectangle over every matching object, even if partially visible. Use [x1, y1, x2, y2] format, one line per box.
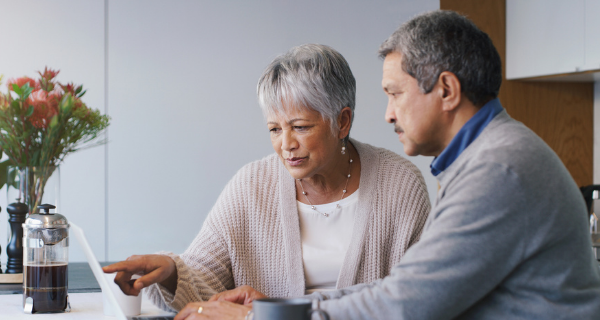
[248, 298, 329, 320]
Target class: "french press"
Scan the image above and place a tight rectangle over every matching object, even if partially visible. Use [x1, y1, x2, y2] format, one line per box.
[22, 204, 71, 313]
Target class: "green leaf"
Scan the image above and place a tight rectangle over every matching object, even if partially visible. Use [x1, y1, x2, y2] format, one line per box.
[49, 115, 59, 128]
[0, 159, 14, 190]
[11, 100, 20, 114]
[25, 105, 34, 117]
[21, 83, 33, 99]
[6, 165, 19, 189]
[11, 84, 22, 95]
[32, 149, 40, 164]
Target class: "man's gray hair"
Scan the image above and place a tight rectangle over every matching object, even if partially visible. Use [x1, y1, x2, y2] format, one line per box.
[379, 10, 502, 107]
[257, 44, 356, 138]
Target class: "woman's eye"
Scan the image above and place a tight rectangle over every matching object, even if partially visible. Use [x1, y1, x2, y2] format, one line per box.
[269, 128, 281, 133]
[294, 126, 309, 131]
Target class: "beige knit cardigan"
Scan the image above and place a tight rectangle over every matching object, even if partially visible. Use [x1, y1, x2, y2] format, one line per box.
[146, 139, 431, 311]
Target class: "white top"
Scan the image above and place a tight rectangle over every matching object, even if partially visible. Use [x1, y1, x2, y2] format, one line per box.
[298, 189, 360, 294]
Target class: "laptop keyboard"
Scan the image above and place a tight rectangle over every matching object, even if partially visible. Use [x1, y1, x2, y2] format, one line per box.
[131, 316, 175, 320]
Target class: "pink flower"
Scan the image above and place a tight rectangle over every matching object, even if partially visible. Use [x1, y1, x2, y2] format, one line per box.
[60, 83, 85, 110]
[38, 67, 59, 81]
[26, 91, 60, 128]
[7, 77, 39, 91]
[38, 67, 60, 92]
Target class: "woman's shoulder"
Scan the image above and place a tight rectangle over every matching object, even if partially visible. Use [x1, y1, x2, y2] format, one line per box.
[353, 139, 425, 182]
[207, 153, 281, 223]
[227, 153, 281, 187]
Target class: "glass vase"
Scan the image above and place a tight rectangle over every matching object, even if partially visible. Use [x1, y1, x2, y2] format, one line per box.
[6, 166, 60, 214]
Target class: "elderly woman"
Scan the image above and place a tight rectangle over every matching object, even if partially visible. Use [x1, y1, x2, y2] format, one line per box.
[103, 44, 430, 316]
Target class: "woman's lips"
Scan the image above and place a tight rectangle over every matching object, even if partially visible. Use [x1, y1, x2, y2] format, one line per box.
[286, 157, 306, 166]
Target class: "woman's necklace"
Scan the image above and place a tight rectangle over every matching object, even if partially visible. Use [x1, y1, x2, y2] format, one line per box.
[297, 157, 353, 217]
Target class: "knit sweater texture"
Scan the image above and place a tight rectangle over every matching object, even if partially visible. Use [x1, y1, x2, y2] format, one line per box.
[312, 111, 600, 319]
[145, 139, 431, 311]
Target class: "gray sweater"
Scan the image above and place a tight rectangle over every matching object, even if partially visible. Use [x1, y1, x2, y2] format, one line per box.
[145, 140, 431, 311]
[312, 111, 600, 319]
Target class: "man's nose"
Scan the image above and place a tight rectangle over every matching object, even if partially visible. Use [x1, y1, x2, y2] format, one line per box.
[384, 101, 396, 124]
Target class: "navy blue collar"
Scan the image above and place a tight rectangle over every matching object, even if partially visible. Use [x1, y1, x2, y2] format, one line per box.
[430, 98, 504, 176]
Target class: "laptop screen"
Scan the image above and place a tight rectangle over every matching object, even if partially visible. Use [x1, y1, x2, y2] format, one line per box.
[70, 223, 175, 320]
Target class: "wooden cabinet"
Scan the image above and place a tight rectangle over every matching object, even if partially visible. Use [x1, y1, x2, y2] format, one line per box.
[506, 0, 600, 80]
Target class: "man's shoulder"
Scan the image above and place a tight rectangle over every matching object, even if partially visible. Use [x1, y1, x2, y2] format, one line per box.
[465, 112, 558, 169]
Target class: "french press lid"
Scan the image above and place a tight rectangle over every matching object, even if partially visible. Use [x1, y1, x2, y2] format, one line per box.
[23, 204, 69, 229]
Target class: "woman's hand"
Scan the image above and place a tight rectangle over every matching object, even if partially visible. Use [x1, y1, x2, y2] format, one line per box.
[174, 301, 251, 320]
[102, 254, 177, 296]
[209, 285, 267, 305]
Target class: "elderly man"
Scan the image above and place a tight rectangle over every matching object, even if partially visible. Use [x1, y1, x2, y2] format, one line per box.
[176, 10, 600, 320]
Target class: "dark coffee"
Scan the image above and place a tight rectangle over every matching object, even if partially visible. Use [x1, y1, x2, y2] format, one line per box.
[23, 264, 68, 313]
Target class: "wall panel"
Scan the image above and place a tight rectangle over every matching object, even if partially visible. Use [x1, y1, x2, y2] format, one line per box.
[0, 0, 441, 263]
[0, 0, 106, 263]
[106, 0, 440, 260]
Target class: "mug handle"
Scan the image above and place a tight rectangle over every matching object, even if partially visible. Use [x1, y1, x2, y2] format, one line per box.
[309, 308, 330, 320]
[245, 310, 254, 320]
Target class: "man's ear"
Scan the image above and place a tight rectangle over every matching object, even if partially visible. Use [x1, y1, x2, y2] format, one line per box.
[436, 71, 461, 112]
[337, 107, 353, 139]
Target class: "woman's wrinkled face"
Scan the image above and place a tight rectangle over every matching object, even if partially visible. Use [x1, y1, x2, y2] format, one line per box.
[268, 107, 340, 180]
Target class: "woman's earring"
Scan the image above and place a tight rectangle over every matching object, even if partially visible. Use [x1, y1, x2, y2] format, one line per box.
[341, 140, 346, 155]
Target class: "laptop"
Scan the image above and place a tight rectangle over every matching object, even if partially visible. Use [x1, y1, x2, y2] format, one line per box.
[70, 222, 175, 320]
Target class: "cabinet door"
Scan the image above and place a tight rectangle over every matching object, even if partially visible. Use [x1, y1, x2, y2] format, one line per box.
[507, 0, 585, 79]
[585, 0, 600, 70]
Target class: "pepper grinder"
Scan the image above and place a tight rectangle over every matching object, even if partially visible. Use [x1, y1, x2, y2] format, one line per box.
[7, 201, 28, 274]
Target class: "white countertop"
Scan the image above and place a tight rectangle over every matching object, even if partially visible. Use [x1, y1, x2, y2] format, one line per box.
[0, 292, 175, 319]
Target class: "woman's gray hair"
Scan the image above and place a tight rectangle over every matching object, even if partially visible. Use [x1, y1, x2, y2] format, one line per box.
[379, 10, 502, 107]
[257, 44, 356, 139]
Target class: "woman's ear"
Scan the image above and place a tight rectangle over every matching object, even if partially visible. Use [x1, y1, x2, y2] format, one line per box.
[437, 71, 461, 112]
[337, 107, 353, 139]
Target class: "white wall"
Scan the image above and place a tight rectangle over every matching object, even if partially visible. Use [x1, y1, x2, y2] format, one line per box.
[0, 0, 439, 264]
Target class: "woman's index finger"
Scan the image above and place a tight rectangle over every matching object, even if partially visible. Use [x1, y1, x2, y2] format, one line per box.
[102, 260, 142, 274]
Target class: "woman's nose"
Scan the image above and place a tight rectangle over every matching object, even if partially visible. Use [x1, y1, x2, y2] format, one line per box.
[281, 130, 298, 152]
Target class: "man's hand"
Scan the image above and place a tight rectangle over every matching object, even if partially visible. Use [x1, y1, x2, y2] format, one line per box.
[209, 285, 267, 305]
[174, 301, 251, 320]
[102, 254, 177, 296]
